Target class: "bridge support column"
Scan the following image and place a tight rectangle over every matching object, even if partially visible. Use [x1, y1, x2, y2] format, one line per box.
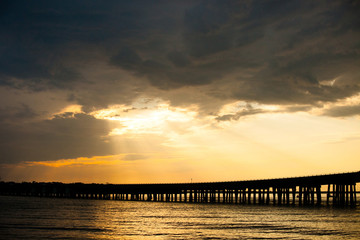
[248, 188, 251, 204]
[307, 186, 311, 205]
[240, 189, 243, 204]
[292, 187, 296, 205]
[272, 187, 276, 205]
[253, 189, 257, 204]
[259, 189, 262, 204]
[299, 186, 303, 205]
[333, 184, 337, 205]
[311, 187, 315, 205]
[355, 184, 357, 204]
[239, 189, 243, 203]
[326, 184, 331, 205]
[226, 189, 230, 204]
[350, 184, 356, 205]
[304, 187, 309, 205]
[277, 188, 282, 205]
[266, 188, 270, 205]
[340, 184, 345, 205]
[316, 186, 321, 205]
[286, 188, 290, 205]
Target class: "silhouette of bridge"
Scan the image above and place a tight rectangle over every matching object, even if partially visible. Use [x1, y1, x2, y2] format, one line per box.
[1, 171, 359, 206]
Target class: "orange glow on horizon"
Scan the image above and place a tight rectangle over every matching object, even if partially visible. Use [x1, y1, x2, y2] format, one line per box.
[1, 98, 360, 184]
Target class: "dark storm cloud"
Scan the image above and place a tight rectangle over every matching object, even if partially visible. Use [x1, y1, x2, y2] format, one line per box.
[1, 0, 359, 106]
[0, 104, 38, 123]
[167, 51, 191, 68]
[108, 0, 360, 106]
[323, 105, 360, 117]
[0, 113, 114, 164]
[0, 0, 171, 90]
[0, 0, 94, 90]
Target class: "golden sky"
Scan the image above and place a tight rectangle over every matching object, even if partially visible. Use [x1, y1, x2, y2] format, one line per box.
[3, 97, 360, 183]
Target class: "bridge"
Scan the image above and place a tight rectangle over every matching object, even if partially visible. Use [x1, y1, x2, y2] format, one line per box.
[1, 171, 359, 206]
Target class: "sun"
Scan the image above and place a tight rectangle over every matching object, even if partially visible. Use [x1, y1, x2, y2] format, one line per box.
[90, 99, 198, 136]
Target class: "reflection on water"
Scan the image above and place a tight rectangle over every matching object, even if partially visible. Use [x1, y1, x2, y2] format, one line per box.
[1, 196, 360, 239]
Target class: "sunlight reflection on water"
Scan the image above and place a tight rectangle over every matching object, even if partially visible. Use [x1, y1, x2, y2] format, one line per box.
[1, 196, 360, 239]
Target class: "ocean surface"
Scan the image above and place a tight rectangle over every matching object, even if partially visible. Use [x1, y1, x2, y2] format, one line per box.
[0, 196, 359, 240]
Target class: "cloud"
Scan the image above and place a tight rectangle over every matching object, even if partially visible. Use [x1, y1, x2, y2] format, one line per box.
[284, 105, 313, 113]
[122, 154, 149, 161]
[0, 113, 115, 164]
[0, 0, 358, 113]
[110, 48, 143, 71]
[0, 104, 38, 123]
[323, 105, 360, 117]
[216, 104, 265, 121]
[167, 51, 191, 68]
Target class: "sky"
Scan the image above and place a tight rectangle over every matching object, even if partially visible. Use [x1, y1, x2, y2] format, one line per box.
[0, 0, 360, 183]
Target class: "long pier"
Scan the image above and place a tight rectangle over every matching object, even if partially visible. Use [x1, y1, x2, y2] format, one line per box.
[1, 171, 360, 206]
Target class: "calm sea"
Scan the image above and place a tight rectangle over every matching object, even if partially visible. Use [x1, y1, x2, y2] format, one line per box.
[0, 196, 359, 239]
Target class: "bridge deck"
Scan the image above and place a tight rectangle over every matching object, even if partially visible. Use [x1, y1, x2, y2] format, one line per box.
[1, 171, 359, 206]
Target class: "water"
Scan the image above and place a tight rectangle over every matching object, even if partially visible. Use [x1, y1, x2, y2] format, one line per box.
[1, 196, 359, 239]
